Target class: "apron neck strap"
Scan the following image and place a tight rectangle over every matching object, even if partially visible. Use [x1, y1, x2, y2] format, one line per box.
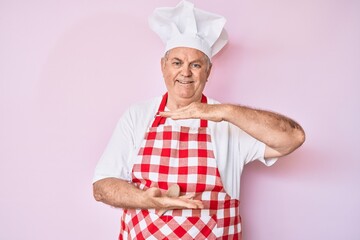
[152, 93, 208, 128]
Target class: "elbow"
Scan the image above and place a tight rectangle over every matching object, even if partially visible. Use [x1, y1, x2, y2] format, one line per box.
[280, 128, 306, 157]
[267, 126, 306, 158]
[295, 127, 306, 148]
[288, 127, 306, 154]
[286, 118, 306, 153]
[93, 182, 105, 202]
[93, 192, 103, 202]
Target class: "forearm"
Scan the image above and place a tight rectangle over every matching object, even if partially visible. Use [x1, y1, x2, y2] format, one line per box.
[222, 104, 305, 156]
[93, 177, 203, 211]
[93, 177, 155, 209]
[159, 102, 305, 157]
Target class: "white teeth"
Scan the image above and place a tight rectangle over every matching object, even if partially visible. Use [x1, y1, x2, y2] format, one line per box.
[177, 80, 193, 84]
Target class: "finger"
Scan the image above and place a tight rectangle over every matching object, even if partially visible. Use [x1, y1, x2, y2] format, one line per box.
[173, 197, 204, 209]
[158, 111, 172, 117]
[188, 200, 204, 209]
[179, 193, 196, 199]
[159, 110, 196, 120]
[157, 209, 167, 216]
[164, 196, 203, 209]
[159, 104, 194, 117]
[157, 199, 204, 216]
[157, 199, 204, 217]
[159, 110, 186, 117]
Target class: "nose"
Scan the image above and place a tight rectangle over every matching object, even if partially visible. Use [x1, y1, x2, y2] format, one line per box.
[181, 65, 192, 77]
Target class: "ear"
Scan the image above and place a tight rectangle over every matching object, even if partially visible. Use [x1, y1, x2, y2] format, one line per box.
[206, 63, 212, 79]
[160, 57, 166, 73]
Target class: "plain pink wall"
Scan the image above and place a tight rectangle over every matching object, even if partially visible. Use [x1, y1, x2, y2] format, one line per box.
[1, 0, 359, 239]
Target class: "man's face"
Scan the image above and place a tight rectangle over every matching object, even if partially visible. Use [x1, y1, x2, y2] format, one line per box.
[161, 47, 212, 106]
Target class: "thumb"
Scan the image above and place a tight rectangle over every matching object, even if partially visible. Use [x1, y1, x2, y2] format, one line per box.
[145, 187, 162, 198]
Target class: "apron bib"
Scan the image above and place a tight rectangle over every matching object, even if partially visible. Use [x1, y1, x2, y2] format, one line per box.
[119, 94, 242, 239]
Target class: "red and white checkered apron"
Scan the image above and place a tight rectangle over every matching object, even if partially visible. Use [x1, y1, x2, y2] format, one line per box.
[119, 93, 242, 239]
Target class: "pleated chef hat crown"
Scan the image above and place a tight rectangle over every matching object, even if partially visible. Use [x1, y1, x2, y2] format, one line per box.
[149, 0, 228, 59]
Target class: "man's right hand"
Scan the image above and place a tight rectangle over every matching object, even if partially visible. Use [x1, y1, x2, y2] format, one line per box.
[144, 185, 204, 216]
[93, 178, 203, 212]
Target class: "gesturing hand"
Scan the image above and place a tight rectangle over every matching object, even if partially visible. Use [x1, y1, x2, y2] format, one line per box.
[159, 102, 226, 122]
[144, 184, 204, 216]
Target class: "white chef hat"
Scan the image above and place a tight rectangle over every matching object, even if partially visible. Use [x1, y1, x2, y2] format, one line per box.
[149, 0, 228, 59]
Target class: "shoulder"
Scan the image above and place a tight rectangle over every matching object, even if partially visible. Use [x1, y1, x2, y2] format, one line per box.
[121, 96, 161, 128]
[127, 96, 161, 115]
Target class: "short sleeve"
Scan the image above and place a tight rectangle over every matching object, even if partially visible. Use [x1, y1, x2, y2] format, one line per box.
[239, 127, 278, 166]
[92, 109, 135, 183]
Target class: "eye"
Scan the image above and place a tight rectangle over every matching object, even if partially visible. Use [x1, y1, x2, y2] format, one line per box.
[172, 61, 182, 68]
[191, 63, 201, 69]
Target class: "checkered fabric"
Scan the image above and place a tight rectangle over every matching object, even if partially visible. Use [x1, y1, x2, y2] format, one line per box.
[119, 94, 242, 239]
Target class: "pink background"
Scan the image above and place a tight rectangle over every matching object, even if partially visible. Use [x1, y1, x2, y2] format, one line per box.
[1, 0, 359, 239]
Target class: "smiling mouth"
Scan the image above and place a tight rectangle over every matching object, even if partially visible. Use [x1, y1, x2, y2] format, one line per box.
[176, 80, 194, 84]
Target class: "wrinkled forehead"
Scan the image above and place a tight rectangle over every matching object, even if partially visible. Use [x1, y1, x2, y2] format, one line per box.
[166, 47, 208, 61]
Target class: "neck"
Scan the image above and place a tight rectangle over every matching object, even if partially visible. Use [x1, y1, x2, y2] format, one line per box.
[166, 94, 202, 110]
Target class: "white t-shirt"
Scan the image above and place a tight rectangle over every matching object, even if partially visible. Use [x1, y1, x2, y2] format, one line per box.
[93, 96, 277, 200]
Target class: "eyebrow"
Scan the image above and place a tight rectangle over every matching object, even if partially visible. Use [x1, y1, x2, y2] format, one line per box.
[171, 58, 183, 62]
[170, 57, 204, 64]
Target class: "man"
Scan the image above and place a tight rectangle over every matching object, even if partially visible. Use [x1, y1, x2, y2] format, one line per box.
[93, 1, 305, 239]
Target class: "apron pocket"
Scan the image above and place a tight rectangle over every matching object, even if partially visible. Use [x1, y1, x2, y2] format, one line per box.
[123, 210, 221, 239]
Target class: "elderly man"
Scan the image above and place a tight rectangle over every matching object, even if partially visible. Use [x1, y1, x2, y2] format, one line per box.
[93, 1, 305, 239]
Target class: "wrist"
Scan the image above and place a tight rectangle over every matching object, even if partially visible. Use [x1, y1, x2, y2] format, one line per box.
[220, 104, 234, 122]
[141, 187, 163, 209]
